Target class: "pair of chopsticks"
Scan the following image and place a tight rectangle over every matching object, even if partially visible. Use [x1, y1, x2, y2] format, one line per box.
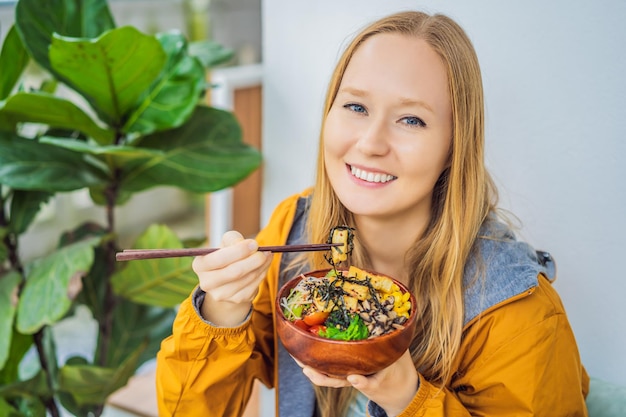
[115, 243, 342, 261]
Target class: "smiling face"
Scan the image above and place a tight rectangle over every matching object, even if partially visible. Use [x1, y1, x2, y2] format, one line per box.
[323, 33, 453, 226]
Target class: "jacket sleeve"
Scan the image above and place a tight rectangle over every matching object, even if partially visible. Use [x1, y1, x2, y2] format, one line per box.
[375, 275, 589, 417]
[155, 191, 306, 417]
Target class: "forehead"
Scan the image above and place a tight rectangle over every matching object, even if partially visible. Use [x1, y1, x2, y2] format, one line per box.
[340, 33, 450, 113]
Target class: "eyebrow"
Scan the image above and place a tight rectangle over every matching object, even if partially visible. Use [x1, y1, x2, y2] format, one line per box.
[338, 86, 435, 114]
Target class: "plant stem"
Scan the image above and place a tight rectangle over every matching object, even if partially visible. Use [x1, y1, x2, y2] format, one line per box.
[98, 173, 121, 368]
[33, 330, 61, 417]
[0, 190, 23, 275]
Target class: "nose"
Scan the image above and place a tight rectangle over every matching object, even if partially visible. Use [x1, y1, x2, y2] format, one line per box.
[354, 118, 390, 156]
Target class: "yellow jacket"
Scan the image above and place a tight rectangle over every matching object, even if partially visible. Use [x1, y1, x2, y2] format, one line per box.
[156, 190, 589, 416]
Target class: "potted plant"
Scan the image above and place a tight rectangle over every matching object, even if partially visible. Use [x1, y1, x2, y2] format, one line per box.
[0, 0, 262, 415]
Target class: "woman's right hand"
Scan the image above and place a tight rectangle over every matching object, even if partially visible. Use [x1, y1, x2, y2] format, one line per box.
[192, 231, 273, 327]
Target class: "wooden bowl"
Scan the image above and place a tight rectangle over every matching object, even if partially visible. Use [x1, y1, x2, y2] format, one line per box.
[275, 268, 417, 378]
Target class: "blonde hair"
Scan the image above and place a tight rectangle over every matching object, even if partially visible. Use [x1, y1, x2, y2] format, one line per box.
[298, 11, 498, 416]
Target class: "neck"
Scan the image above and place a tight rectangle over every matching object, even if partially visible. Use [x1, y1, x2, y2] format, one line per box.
[354, 214, 429, 285]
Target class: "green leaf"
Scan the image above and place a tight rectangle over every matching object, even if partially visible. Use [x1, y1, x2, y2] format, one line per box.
[0, 92, 114, 145]
[77, 247, 108, 324]
[0, 135, 107, 192]
[37, 326, 59, 390]
[15, 0, 115, 76]
[123, 31, 206, 136]
[0, 271, 22, 370]
[16, 237, 100, 334]
[0, 398, 21, 417]
[112, 224, 197, 307]
[49, 27, 167, 125]
[0, 25, 30, 101]
[188, 40, 235, 68]
[0, 370, 49, 399]
[59, 223, 108, 322]
[57, 222, 108, 248]
[40, 136, 163, 159]
[88, 185, 134, 207]
[58, 341, 145, 406]
[0, 330, 33, 385]
[120, 105, 262, 194]
[105, 299, 176, 369]
[9, 190, 52, 235]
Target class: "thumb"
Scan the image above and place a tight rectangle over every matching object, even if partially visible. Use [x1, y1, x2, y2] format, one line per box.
[346, 374, 370, 391]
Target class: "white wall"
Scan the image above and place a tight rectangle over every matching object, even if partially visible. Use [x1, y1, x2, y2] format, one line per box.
[262, 0, 626, 386]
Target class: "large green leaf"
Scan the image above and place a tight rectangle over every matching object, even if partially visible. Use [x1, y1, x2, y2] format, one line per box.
[119, 105, 262, 193]
[0, 271, 22, 371]
[0, 92, 114, 145]
[0, 135, 107, 192]
[40, 136, 163, 159]
[0, 25, 30, 101]
[56, 357, 100, 417]
[49, 27, 167, 125]
[123, 31, 206, 136]
[112, 224, 197, 307]
[16, 237, 100, 334]
[188, 40, 235, 68]
[9, 190, 52, 235]
[103, 299, 176, 369]
[15, 0, 115, 76]
[58, 342, 145, 406]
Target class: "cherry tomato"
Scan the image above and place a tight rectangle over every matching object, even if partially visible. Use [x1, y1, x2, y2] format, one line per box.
[308, 324, 326, 336]
[303, 311, 329, 326]
[293, 319, 309, 331]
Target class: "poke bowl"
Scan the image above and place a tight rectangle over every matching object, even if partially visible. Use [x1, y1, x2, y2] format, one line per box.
[275, 266, 417, 378]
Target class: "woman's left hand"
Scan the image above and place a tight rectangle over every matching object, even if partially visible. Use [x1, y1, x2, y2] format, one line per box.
[299, 350, 419, 416]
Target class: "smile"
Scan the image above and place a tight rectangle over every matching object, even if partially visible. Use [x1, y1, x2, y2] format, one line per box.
[350, 165, 396, 183]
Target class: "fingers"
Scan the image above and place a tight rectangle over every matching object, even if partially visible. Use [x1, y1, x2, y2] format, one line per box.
[301, 367, 352, 388]
[345, 351, 419, 415]
[221, 230, 245, 247]
[292, 356, 352, 388]
[193, 232, 258, 272]
[192, 231, 273, 303]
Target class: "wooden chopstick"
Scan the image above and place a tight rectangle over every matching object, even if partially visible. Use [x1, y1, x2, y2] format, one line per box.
[115, 243, 342, 261]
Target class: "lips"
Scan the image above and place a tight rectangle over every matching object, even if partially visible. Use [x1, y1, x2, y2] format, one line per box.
[350, 165, 396, 183]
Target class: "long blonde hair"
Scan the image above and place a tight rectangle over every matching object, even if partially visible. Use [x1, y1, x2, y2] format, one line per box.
[298, 11, 498, 416]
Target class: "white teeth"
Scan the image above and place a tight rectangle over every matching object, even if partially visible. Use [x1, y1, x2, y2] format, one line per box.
[350, 166, 395, 183]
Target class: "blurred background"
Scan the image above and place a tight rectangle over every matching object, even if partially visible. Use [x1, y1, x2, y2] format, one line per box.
[1, 0, 625, 415]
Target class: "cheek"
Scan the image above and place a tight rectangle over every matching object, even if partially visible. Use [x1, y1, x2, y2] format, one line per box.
[322, 114, 352, 158]
[397, 137, 451, 178]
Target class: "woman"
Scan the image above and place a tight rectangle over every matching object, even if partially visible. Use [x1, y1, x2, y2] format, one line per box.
[156, 11, 589, 416]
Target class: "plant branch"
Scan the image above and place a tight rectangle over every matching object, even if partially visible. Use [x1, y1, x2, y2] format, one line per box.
[33, 330, 61, 417]
[98, 170, 121, 368]
[0, 189, 23, 275]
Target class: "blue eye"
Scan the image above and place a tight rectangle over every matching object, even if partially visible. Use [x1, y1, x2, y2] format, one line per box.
[344, 103, 367, 114]
[401, 116, 426, 128]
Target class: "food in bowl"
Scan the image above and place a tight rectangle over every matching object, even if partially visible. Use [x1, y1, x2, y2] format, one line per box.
[326, 225, 354, 267]
[275, 267, 417, 377]
[280, 266, 411, 340]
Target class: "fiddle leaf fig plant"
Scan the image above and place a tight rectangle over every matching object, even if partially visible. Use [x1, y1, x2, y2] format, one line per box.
[0, 0, 262, 416]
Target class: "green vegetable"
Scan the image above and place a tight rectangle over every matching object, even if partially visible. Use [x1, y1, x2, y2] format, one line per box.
[325, 269, 338, 278]
[320, 314, 369, 341]
[281, 289, 306, 320]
